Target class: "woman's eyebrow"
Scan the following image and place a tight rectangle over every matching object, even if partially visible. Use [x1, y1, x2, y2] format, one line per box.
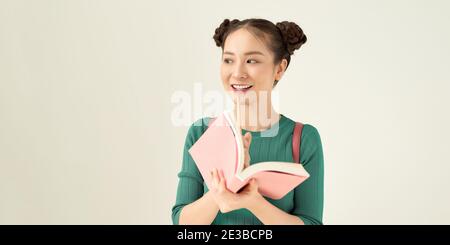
[223, 51, 265, 56]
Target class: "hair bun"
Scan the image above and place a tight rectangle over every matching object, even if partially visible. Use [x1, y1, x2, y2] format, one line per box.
[275, 21, 307, 55]
[213, 18, 240, 47]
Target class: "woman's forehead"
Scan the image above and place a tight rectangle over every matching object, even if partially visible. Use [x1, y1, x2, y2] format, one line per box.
[224, 28, 271, 56]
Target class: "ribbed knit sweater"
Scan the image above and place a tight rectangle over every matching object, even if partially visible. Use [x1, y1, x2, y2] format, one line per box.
[172, 114, 324, 225]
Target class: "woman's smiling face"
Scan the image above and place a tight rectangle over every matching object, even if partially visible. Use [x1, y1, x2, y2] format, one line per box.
[220, 28, 286, 105]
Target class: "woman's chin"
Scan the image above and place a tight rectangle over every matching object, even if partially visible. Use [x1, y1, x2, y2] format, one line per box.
[233, 95, 256, 105]
[225, 89, 258, 105]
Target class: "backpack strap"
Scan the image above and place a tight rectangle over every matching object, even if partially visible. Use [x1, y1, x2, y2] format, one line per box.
[292, 122, 304, 164]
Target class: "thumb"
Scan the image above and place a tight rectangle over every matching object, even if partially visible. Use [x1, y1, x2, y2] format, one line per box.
[249, 179, 258, 189]
[243, 132, 252, 148]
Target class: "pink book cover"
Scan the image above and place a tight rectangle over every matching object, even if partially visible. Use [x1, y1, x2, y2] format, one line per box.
[188, 113, 238, 191]
[188, 112, 309, 200]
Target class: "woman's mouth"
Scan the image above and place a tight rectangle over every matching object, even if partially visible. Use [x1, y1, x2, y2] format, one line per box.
[231, 84, 253, 93]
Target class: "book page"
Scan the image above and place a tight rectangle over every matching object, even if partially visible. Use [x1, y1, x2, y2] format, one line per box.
[223, 110, 244, 174]
[236, 161, 310, 181]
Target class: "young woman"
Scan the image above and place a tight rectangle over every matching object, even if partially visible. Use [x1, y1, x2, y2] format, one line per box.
[172, 18, 324, 225]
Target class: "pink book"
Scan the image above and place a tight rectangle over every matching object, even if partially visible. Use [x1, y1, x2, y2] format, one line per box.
[188, 111, 310, 200]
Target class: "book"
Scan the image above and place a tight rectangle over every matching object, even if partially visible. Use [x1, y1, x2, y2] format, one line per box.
[188, 110, 310, 200]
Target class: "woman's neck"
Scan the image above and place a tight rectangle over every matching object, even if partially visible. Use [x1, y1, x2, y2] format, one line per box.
[233, 101, 280, 132]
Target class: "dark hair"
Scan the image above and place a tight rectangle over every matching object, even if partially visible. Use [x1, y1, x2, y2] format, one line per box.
[213, 18, 307, 86]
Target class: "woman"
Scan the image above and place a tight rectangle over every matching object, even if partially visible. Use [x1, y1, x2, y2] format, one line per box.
[172, 18, 324, 225]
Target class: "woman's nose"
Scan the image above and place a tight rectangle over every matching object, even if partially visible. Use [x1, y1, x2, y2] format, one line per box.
[232, 64, 248, 79]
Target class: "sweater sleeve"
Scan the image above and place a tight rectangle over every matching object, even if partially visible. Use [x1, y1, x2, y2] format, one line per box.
[171, 118, 209, 225]
[291, 124, 325, 225]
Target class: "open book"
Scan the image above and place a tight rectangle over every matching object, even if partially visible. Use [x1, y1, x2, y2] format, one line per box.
[188, 110, 310, 200]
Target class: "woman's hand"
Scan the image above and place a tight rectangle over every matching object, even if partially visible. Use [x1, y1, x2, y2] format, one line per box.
[243, 132, 252, 169]
[209, 168, 262, 213]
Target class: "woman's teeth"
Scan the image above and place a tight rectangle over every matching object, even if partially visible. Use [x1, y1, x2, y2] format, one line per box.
[231, 84, 253, 90]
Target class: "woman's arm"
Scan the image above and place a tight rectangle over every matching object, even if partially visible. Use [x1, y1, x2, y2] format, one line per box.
[290, 125, 324, 225]
[247, 195, 305, 225]
[178, 192, 219, 225]
[172, 118, 217, 225]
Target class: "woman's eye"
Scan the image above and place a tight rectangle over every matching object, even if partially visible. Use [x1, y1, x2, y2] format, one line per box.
[223, 59, 257, 64]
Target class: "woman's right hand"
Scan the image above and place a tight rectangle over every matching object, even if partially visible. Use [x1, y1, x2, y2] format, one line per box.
[209, 168, 261, 213]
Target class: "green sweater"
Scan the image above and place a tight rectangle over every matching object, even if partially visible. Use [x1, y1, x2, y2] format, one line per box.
[172, 114, 324, 225]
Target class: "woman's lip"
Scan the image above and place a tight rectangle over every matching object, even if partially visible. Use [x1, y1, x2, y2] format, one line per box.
[231, 84, 253, 88]
[230, 84, 253, 93]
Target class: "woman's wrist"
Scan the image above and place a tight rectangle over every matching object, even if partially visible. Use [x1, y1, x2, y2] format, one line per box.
[245, 192, 266, 212]
[205, 191, 220, 211]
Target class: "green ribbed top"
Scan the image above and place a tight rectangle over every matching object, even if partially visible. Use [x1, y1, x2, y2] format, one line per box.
[172, 114, 324, 225]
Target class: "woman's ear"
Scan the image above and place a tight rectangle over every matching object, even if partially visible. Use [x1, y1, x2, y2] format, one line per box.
[274, 59, 288, 82]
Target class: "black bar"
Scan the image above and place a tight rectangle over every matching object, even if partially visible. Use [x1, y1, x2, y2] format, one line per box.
[0, 225, 449, 243]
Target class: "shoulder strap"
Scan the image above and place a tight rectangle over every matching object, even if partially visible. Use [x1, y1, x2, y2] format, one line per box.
[292, 122, 304, 164]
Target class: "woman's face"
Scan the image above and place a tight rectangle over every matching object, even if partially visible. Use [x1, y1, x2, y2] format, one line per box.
[220, 28, 286, 106]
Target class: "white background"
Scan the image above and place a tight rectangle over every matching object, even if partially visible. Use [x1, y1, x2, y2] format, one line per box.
[1, 0, 449, 224]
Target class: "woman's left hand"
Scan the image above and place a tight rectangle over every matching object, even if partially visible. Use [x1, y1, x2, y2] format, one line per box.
[209, 168, 263, 213]
[243, 132, 252, 169]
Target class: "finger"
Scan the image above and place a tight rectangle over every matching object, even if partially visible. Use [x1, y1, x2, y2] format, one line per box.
[220, 170, 227, 187]
[241, 181, 252, 191]
[244, 154, 250, 168]
[247, 132, 252, 145]
[212, 168, 219, 188]
[252, 179, 258, 191]
[244, 143, 251, 168]
[243, 132, 251, 149]
[219, 169, 227, 188]
[250, 179, 258, 191]
[215, 168, 220, 184]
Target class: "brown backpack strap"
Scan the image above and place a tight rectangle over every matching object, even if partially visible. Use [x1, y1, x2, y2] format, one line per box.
[292, 122, 304, 164]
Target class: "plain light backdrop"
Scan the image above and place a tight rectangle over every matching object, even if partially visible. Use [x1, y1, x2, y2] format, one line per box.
[1, 0, 449, 224]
